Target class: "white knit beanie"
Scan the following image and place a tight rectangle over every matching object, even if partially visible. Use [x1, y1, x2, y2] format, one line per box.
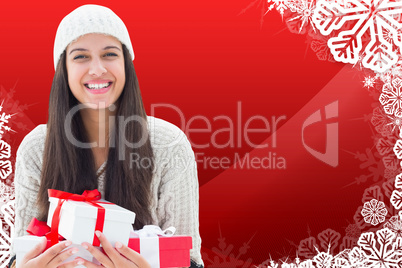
[53, 4, 135, 70]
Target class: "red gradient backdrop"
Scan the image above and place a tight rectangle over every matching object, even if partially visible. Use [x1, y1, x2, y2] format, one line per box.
[1, 0, 376, 265]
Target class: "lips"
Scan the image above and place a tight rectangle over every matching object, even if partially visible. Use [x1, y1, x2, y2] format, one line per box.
[84, 80, 113, 94]
[85, 82, 112, 89]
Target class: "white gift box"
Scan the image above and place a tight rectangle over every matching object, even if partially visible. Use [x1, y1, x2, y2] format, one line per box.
[13, 235, 98, 268]
[47, 197, 135, 246]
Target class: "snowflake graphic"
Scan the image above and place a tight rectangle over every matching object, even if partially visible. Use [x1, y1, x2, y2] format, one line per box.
[298, 228, 342, 259]
[344, 148, 385, 187]
[239, 0, 297, 28]
[0, 200, 14, 268]
[0, 161, 11, 181]
[347, 246, 369, 267]
[363, 75, 377, 88]
[379, 77, 402, 117]
[0, 141, 10, 160]
[394, 139, 402, 158]
[385, 166, 402, 180]
[376, 54, 402, 83]
[357, 228, 402, 267]
[333, 254, 350, 268]
[353, 51, 368, 70]
[371, 106, 395, 137]
[361, 198, 387, 225]
[395, 172, 402, 189]
[201, 225, 254, 267]
[377, 136, 398, 156]
[258, 258, 279, 268]
[0, 85, 34, 142]
[312, 251, 333, 268]
[384, 215, 402, 241]
[389, 172, 402, 210]
[345, 223, 362, 239]
[384, 27, 398, 46]
[306, 31, 338, 62]
[0, 101, 15, 141]
[267, 0, 296, 19]
[352, 178, 397, 231]
[374, 136, 401, 176]
[0, 182, 14, 204]
[282, 257, 315, 268]
[388, 115, 402, 134]
[384, 57, 402, 79]
[310, 38, 335, 61]
[326, 225, 402, 268]
[312, 0, 402, 73]
[382, 151, 399, 171]
[379, 69, 395, 84]
[287, 0, 317, 33]
[258, 257, 315, 268]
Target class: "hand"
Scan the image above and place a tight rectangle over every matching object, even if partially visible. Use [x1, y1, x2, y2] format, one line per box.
[19, 237, 79, 268]
[64, 231, 151, 268]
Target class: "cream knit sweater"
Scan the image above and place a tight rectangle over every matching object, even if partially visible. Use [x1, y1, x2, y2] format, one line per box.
[14, 116, 203, 266]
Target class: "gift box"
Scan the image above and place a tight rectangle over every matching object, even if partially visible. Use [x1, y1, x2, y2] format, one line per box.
[47, 189, 135, 246]
[128, 226, 192, 268]
[13, 235, 98, 268]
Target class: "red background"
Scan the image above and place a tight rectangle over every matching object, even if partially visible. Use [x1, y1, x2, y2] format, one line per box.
[0, 0, 376, 265]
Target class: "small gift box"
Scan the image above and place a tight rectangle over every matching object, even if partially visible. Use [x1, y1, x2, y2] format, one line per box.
[13, 236, 97, 268]
[128, 225, 192, 268]
[13, 218, 100, 268]
[47, 189, 135, 246]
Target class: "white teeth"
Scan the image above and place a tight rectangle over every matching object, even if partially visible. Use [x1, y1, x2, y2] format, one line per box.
[87, 83, 110, 89]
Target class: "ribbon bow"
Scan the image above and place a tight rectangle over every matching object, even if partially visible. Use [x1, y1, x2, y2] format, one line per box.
[26, 218, 65, 250]
[133, 225, 176, 268]
[48, 189, 102, 202]
[48, 189, 106, 246]
[135, 225, 176, 238]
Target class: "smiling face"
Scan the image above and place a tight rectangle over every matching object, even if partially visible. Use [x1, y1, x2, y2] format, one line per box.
[66, 33, 125, 109]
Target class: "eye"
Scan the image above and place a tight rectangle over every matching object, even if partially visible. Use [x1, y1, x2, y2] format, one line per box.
[104, 52, 118, 57]
[73, 55, 87, 60]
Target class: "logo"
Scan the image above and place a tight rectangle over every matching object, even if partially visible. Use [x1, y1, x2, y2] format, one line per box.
[301, 101, 339, 167]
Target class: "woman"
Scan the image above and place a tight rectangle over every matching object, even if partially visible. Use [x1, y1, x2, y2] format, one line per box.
[11, 4, 203, 268]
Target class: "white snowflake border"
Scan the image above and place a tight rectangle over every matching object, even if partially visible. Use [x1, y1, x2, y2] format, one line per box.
[0, 99, 15, 268]
[264, 0, 402, 73]
[251, 0, 402, 267]
[312, 0, 402, 73]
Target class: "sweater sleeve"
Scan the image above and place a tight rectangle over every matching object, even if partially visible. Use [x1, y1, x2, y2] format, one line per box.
[155, 132, 203, 267]
[14, 125, 46, 241]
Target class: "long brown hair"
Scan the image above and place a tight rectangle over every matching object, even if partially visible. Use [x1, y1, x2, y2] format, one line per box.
[37, 44, 154, 229]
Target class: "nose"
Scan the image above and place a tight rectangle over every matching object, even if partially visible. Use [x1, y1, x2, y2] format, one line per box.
[89, 57, 107, 77]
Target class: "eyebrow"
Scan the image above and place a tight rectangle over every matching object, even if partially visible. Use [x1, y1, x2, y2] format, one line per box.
[69, 46, 121, 55]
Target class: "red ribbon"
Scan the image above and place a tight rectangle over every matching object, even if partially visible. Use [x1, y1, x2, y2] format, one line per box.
[48, 189, 107, 247]
[26, 218, 64, 249]
[27, 218, 51, 237]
